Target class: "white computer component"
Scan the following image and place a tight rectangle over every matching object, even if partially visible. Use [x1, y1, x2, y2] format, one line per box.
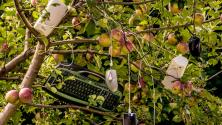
[34, 0, 68, 36]
[162, 55, 188, 89]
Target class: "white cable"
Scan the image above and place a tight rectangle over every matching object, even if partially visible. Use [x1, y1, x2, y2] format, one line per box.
[128, 53, 131, 113]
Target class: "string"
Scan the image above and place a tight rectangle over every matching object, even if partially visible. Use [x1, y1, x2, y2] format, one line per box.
[152, 74, 156, 125]
[127, 53, 131, 113]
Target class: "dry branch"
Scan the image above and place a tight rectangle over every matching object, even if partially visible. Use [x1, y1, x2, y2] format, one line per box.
[0, 49, 33, 76]
[50, 39, 98, 46]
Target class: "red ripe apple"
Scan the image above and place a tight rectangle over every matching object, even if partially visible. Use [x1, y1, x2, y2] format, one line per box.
[121, 41, 134, 55]
[172, 80, 184, 91]
[167, 33, 177, 45]
[109, 46, 121, 57]
[143, 32, 155, 42]
[168, 2, 181, 14]
[5, 90, 19, 104]
[31, 0, 37, 6]
[0, 42, 9, 53]
[177, 42, 189, 54]
[111, 29, 123, 41]
[19, 88, 33, 103]
[52, 54, 64, 63]
[98, 33, 111, 47]
[194, 13, 204, 25]
[72, 17, 81, 30]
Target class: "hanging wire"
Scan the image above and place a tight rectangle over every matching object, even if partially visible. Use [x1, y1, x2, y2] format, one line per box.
[192, 0, 196, 34]
[127, 53, 131, 113]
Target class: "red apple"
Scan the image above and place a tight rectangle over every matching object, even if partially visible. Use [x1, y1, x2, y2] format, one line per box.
[5, 90, 19, 104]
[177, 42, 189, 54]
[52, 54, 64, 63]
[167, 33, 177, 45]
[19, 88, 33, 103]
[0, 42, 9, 53]
[111, 29, 123, 41]
[194, 13, 204, 25]
[143, 32, 154, 42]
[98, 33, 111, 47]
[72, 17, 81, 30]
[31, 0, 37, 6]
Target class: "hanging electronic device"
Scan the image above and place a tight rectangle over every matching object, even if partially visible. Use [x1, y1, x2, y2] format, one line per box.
[105, 69, 118, 92]
[123, 54, 138, 125]
[34, 0, 68, 36]
[43, 63, 123, 111]
[123, 113, 137, 125]
[189, 36, 201, 57]
[162, 55, 188, 89]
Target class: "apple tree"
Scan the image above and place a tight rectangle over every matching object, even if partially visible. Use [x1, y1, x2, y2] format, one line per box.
[0, 0, 222, 124]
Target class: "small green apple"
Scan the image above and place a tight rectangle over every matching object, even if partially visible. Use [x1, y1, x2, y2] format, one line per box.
[5, 90, 19, 104]
[53, 54, 64, 63]
[194, 13, 204, 25]
[168, 2, 181, 14]
[176, 42, 189, 54]
[98, 33, 111, 47]
[143, 32, 155, 42]
[109, 46, 121, 57]
[167, 33, 177, 45]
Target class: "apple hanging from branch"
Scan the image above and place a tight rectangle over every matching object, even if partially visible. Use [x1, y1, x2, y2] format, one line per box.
[167, 33, 177, 45]
[176, 42, 189, 54]
[19, 88, 33, 104]
[98, 33, 111, 47]
[5, 90, 19, 104]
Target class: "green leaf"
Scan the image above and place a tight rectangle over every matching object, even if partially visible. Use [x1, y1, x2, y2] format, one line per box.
[85, 21, 96, 36]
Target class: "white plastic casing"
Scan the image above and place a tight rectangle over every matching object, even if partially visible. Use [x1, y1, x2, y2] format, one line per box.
[34, 0, 68, 36]
[162, 55, 188, 89]
[105, 69, 118, 92]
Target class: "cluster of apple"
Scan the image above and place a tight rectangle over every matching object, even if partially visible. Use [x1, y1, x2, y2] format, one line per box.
[0, 42, 9, 53]
[5, 88, 33, 105]
[98, 29, 135, 57]
[172, 80, 193, 96]
[167, 33, 189, 54]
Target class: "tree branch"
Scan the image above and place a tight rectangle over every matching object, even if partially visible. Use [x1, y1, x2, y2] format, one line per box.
[0, 43, 45, 124]
[26, 103, 117, 118]
[13, 0, 44, 44]
[98, 0, 154, 5]
[135, 17, 220, 34]
[207, 70, 222, 81]
[0, 49, 34, 76]
[50, 39, 98, 46]
[0, 77, 21, 80]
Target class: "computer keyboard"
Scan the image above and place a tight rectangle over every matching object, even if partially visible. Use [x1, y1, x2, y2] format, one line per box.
[43, 63, 122, 111]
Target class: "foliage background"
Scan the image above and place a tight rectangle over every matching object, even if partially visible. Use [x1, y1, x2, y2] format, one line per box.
[0, 0, 222, 124]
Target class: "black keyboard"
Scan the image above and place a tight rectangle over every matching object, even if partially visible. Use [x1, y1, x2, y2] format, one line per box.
[43, 63, 122, 111]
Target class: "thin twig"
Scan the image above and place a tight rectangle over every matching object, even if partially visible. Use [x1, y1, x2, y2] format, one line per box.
[135, 17, 220, 34]
[0, 77, 21, 80]
[26, 103, 120, 120]
[207, 70, 222, 81]
[98, 0, 154, 5]
[50, 39, 98, 46]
